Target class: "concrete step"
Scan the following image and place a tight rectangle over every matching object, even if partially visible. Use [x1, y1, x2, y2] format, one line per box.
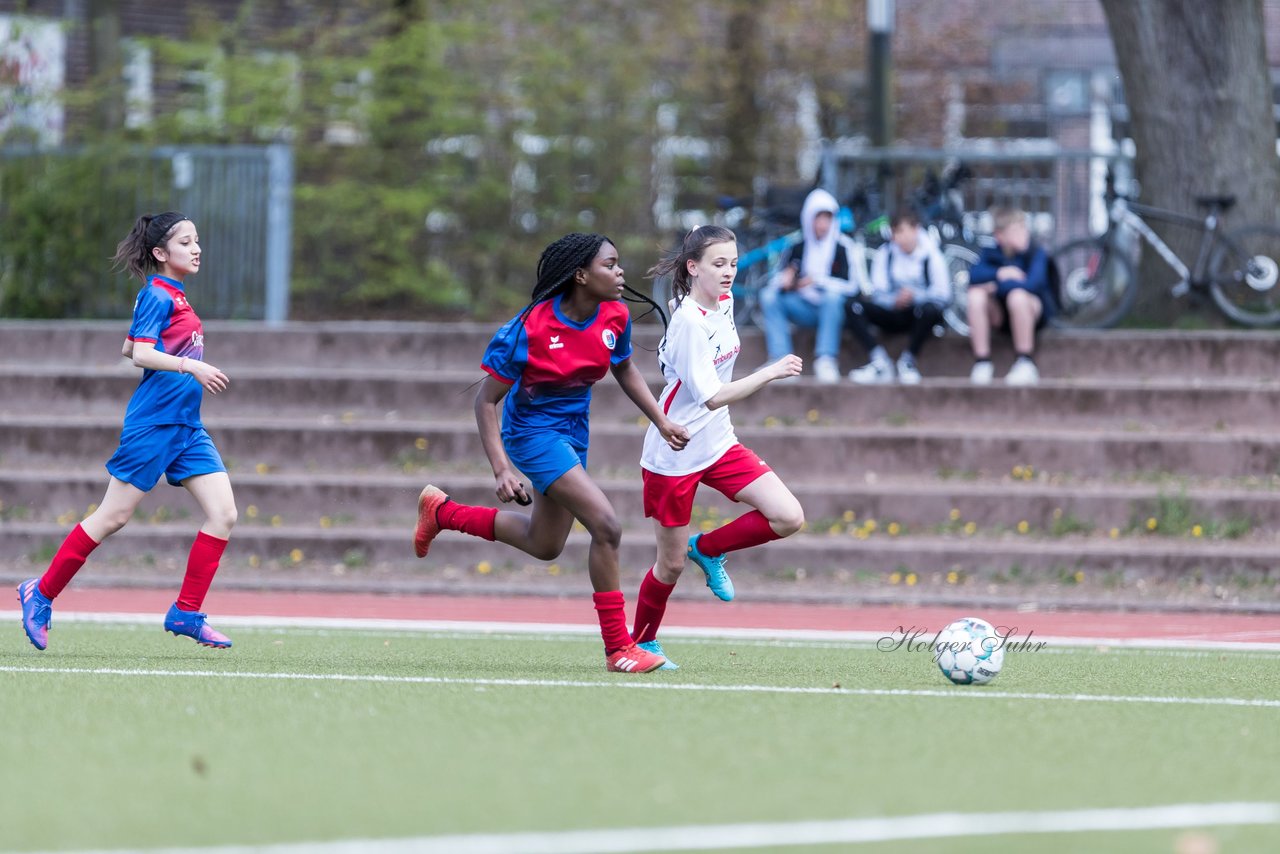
[4, 414, 1280, 480]
[7, 365, 1280, 430]
[3, 521, 1278, 582]
[1, 470, 1273, 536]
[5, 320, 1280, 380]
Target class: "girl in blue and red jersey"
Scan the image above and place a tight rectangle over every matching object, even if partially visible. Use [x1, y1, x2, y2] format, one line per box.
[17, 212, 238, 651]
[413, 233, 689, 673]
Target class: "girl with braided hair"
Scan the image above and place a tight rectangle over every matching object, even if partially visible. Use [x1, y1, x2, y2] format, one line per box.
[630, 226, 805, 669]
[17, 213, 238, 651]
[413, 233, 689, 673]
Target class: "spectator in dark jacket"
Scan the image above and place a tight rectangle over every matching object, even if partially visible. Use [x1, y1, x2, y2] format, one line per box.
[967, 207, 1054, 385]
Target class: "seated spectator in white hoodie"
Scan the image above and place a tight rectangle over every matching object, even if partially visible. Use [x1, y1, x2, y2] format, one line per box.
[846, 212, 950, 384]
[759, 188, 867, 384]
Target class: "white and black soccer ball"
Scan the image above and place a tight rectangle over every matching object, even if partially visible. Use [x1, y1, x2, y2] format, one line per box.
[935, 616, 1004, 685]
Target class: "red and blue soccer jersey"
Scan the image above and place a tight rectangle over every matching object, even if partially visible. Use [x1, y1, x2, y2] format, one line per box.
[123, 275, 206, 428]
[481, 295, 633, 446]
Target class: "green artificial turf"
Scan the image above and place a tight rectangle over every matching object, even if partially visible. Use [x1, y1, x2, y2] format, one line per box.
[1, 622, 1278, 853]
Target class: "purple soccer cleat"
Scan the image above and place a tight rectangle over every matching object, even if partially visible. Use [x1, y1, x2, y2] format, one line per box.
[164, 603, 232, 648]
[17, 578, 52, 651]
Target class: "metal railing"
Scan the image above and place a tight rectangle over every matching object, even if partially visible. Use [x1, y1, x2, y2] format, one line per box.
[819, 144, 1131, 246]
[0, 144, 291, 322]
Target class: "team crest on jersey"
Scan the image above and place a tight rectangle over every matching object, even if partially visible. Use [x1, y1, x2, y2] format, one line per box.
[549, 334, 564, 350]
[602, 329, 617, 350]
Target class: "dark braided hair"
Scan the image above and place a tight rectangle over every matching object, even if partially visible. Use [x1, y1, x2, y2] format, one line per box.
[486, 233, 669, 380]
[111, 211, 190, 281]
[647, 225, 737, 310]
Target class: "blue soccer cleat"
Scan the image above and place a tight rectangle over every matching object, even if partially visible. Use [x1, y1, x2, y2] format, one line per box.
[637, 639, 679, 670]
[17, 578, 52, 651]
[688, 534, 734, 602]
[164, 603, 232, 648]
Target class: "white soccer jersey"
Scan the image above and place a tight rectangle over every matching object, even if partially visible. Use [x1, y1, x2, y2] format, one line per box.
[640, 293, 741, 476]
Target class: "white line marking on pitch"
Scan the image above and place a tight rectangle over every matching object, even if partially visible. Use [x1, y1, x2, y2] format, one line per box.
[51, 802, 1280, 853]
[3, 610, 1280, 653]
[2, 665, 1278, 708]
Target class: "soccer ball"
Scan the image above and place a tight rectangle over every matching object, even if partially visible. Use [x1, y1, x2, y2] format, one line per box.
[934, 616, 1004, 685]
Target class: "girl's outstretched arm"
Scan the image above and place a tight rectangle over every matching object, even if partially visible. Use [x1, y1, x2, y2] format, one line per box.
[611, 358, 689, 451]
[704, 355, 804, 410]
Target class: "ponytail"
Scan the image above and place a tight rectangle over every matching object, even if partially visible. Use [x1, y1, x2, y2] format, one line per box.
[111, 211, 189, 281]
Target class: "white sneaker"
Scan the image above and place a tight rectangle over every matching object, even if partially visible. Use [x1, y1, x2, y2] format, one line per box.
[848, 359, 894, 385]
[1005, 357, 1040, 386]
[814, 356, 841, 385]
[969, 360, 994, 385]
[896, 355, 922, 385]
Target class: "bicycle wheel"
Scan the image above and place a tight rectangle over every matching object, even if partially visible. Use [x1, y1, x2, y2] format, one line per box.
[1049, 236, 1137, 329]
[940, 242, 980, 336]
[1209, 225, 1280, 327]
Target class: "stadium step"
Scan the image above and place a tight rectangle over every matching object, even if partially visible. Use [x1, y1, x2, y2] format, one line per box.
[5, 365, 1280, 430]
[3, 521, 1278, 586]
[1, 470, 1274, 535]
[4, 415, 1280, 480]
[5, 319, 1280, 380]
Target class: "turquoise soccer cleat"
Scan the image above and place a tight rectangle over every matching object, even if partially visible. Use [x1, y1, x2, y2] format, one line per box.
[687, 534, 735, 602]
[637, 639, 679, 670]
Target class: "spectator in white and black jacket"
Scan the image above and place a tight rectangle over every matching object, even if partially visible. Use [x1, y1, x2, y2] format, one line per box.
[759, 189, 868, 384]
[846, 212, 950, 384]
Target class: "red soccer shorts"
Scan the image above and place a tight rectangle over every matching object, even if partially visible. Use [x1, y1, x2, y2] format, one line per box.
[642, 443, 772, 528]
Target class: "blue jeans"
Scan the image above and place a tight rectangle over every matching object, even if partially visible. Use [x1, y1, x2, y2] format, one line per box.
[759, 284, 847, 361]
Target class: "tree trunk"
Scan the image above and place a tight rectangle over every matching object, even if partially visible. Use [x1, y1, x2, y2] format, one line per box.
[1100, 0, 1280, 325]
[85, 0, 123, 134]
[718, 1, 766, 200]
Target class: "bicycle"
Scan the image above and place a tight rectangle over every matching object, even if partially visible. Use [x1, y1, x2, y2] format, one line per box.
[1052, 169, 1280, 328]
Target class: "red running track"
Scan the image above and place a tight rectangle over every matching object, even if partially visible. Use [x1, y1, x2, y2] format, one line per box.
[38, 587, 1280, 645]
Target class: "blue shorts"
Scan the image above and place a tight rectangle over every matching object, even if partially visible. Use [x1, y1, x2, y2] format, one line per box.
[503, 430, 588, 495]
[106, 425, 227, 492]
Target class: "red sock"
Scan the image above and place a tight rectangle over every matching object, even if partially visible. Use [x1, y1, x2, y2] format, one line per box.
[38, 524, 100, 599]
[593, 590, 632, 654]
[631, 566, 674, 644]
[176, 531, 229, 612]
[437, 499, 497, 541]
[697, 510, 782, 557]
